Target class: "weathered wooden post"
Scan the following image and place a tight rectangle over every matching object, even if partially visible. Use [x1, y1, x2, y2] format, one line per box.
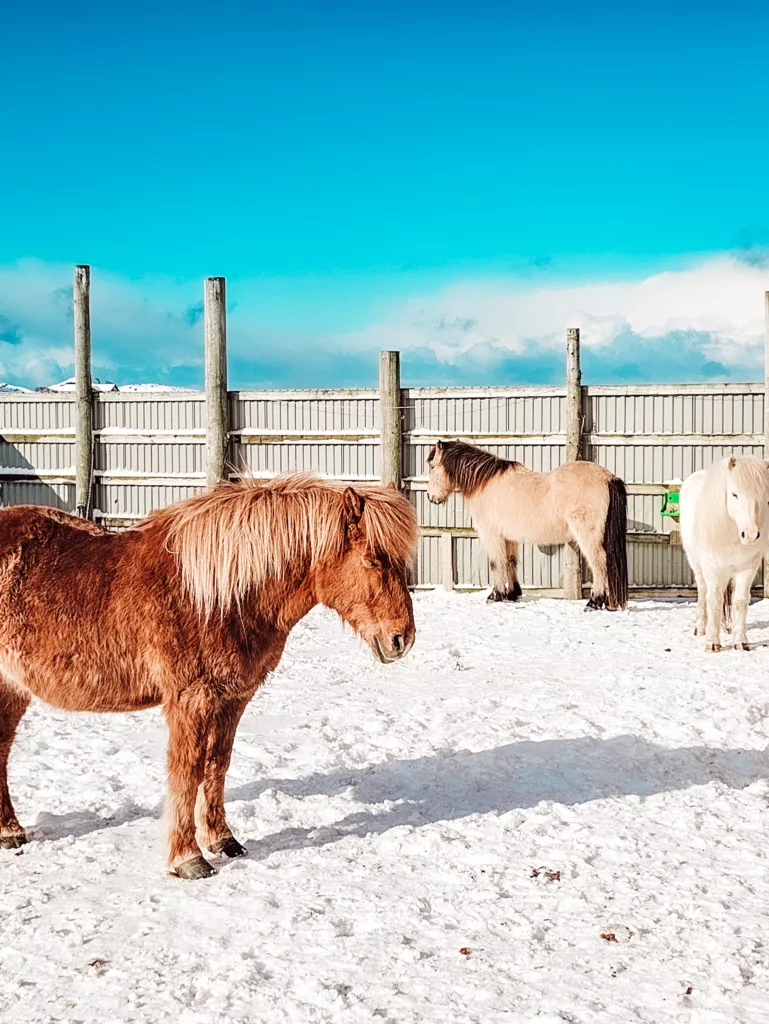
[205, 277, 228, 489]
[764, 291, 769, 598]
[379, 350, 402, 489]
[74, 265, 93, 519]
[564, 327, 583, 599]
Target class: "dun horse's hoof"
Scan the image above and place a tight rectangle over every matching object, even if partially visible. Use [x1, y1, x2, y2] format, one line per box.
[209, 836, 247, 858]
[487, 588, 520, 604]
[694, 627, 706, 637]
[0, 831, 26, 850]
[705, 643, 721, 653]
[734, 642, 750, 651]
[173, 855, 217, 880]
[584, 596, 607, 612]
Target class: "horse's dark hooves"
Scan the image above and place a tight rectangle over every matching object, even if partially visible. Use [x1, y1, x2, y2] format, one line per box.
[210, 836, 247, 858]
[173, 855, 217, 880]
[0, 832, 27, 850]
[487, 588, 521, 604]
[734, 642, 750, 652]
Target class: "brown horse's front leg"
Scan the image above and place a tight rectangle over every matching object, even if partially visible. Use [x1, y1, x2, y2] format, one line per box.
[196, 694, 251, 858]
[0, 686, 30, 849]
[164, 696, 214, 879]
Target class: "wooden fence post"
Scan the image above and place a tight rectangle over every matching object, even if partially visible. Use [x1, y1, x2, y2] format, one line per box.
[764, 291, 769, 599]
[379, 350, 402, 489]
[74, 265, 93, 519]
[564, 327, 582, 599]
[205, 277, 228, 489]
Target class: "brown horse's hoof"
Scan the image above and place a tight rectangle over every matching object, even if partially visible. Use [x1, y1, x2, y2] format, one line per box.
[734, 642, 750, 652]
[209, 836, 247, 858]
[0, 831, 27, 850]
[173, 855, 217, 880]
[705, 643, 721, 653]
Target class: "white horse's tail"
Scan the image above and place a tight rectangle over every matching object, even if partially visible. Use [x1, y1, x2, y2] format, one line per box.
[605, 476, 628, 610]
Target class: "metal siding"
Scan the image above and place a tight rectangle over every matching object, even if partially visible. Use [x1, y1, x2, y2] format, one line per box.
[1, 385, 765, 590]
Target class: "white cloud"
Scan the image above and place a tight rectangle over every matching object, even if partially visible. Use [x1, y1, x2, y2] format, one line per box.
[0, 255, 767, 388]
[338, 256, 769, 372]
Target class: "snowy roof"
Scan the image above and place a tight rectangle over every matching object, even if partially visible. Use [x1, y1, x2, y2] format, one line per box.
[37, 377, 118, 393]
[118, 383, 197, 393]
[0, 382, 33, 393]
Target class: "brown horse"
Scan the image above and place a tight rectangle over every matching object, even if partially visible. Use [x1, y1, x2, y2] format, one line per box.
[427, 440, 628, 610]
[0, 475, 417, 878]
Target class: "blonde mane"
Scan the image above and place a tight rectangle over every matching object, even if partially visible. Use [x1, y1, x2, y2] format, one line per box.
[147, 474, 418, 615]
[693, 456, 769, 550]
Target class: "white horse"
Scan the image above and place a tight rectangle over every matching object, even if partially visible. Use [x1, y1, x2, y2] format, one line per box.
[679, 455, 769, 652]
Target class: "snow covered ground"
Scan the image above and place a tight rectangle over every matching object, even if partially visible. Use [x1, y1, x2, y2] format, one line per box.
[3, 591, 769, 1023]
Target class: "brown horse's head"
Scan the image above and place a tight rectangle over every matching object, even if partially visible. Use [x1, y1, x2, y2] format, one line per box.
[314, 486, 416, 663]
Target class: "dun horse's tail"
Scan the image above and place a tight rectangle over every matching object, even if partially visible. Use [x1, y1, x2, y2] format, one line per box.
[723, 579, 734, 632]
[604, 476, 628, 610]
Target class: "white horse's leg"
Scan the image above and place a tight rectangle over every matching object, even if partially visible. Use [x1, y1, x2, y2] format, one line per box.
[704, 567, 729, 652]
[692, 566, 707, 637]
[477, 523, 518, 602]
[730, 567, 755, 651]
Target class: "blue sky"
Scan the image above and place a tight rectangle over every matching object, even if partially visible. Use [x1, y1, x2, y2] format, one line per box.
[2, 0, 769, 388]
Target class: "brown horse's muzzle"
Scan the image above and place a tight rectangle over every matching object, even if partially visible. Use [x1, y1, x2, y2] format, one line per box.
[370, 631, 414, 663]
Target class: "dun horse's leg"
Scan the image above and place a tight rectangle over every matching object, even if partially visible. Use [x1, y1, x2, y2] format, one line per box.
[196, 695, 250, 858]
[729, 568, 755, 651]
[0, 686, 30, 849]
[566, 519, 607, 610]
[478, 525, 518, 602]
[505, 541, 523, 601]
[164, 698, 214, 879]
[692, 566, 707, 637]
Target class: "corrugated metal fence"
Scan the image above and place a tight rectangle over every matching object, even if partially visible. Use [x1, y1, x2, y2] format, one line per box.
[0, 383, 763, 594]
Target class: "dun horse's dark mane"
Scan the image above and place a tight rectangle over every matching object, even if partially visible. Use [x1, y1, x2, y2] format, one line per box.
[433, 440, 520, 496]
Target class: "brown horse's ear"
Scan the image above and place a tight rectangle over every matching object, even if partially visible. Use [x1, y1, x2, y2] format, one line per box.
[386, 480, 397, 491]
[342, 487, 364, 528]
[435, 440, 443, 451]
[728, 456, 737, 470]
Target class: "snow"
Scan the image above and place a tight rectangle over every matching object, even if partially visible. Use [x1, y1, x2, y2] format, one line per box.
[41, 377, 118, 393]
[0, 382, 32, 394]
[118, 384, 198, 393]
[3, 592, 769, 1023]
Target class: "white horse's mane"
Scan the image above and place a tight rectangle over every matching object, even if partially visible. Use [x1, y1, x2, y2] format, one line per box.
[693, 456, 769, 550]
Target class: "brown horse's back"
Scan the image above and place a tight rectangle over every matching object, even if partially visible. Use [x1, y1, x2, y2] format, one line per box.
[0, 507, 168, 711]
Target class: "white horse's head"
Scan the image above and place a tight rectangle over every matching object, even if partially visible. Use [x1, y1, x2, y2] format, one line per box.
[725, 456, 769, 545]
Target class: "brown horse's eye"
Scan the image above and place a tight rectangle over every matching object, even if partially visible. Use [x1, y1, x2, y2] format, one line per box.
[362, 557, 381, 570]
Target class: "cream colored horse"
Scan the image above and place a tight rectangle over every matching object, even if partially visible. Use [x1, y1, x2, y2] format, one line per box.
[680, 455, 769, 652]
[427, 440, 628, 610]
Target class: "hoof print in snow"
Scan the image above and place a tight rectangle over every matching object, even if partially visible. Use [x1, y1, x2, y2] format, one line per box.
[601, 925, 632, 944]
[531, 867, 561, 883]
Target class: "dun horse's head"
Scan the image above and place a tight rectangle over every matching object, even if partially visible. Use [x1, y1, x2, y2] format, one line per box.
[426, 441, 452, 504]
[315, 485, 417, 663]
[726, 456, 769, 545]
